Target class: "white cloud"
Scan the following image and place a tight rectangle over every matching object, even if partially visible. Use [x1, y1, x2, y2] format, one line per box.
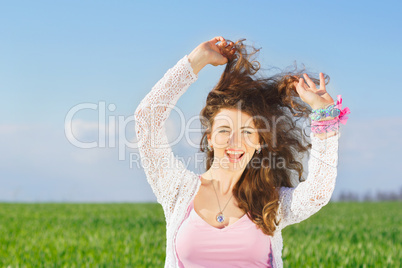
[0, 124, 31, 134]
[0, 123, 155, 202]
[333, 116, 402, 199]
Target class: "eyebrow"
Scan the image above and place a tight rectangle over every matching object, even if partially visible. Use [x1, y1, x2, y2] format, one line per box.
[216, 125, 256, 130]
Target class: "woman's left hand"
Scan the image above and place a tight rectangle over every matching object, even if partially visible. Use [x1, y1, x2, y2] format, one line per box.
[294, 73, 334, 110]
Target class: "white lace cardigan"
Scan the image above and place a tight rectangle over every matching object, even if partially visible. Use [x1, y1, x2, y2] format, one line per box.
[134, 55, 340, 268]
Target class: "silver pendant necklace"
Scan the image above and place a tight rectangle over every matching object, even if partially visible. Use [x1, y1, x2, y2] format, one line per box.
[211, 178, 233, 223]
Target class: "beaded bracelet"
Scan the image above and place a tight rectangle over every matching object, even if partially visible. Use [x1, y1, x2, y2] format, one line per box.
[310, 104, 341, 121]
[310, 95, 351, 134]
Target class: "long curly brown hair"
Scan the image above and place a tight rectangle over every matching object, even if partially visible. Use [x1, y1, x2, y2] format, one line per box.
[199, 39, 328, 236]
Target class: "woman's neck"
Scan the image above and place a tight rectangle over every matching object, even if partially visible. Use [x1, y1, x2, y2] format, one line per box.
[203, 168, 244, 196]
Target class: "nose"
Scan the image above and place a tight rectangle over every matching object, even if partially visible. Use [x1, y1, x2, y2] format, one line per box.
[227, 131, 242, 148]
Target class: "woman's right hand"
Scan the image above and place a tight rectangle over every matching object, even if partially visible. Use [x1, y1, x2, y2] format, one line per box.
[188, 36, 236, 75]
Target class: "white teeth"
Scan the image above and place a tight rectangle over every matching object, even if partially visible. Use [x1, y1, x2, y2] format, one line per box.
[226, 151, 244, 155]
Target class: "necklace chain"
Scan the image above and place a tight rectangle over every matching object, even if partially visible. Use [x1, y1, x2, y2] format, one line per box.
[210, 174, 233, 223]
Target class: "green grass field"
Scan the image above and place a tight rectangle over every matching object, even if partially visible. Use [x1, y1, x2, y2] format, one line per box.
[0, 201, 400, 267]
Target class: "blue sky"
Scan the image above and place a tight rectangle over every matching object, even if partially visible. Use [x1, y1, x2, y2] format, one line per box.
[0, 0, 401, 202]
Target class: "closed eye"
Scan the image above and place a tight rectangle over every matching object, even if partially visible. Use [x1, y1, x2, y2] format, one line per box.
[218, 130, 253, 134]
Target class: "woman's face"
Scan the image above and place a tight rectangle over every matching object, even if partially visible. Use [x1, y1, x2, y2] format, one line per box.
[208, 108, 260, 171]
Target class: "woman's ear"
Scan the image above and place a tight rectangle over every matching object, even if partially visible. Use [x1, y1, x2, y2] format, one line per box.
[206, 129, 211, 145]
[206, 132, 214, 151]
[256, 144, 261, 154]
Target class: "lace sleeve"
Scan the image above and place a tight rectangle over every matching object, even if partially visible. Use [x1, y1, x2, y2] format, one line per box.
[134, 55, 199, 217]
[277, 131, 340, 229]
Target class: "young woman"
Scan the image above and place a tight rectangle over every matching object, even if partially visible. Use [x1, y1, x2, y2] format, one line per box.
[134, 36, 350, 268]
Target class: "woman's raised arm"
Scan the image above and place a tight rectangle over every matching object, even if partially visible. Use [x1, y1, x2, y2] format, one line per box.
[277, 72, 345, 228]
[277, 131, 339, 228]
[134, 37, 234, 218]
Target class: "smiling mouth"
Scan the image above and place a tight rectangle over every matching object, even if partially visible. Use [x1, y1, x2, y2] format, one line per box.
[225, 150, 245, 163]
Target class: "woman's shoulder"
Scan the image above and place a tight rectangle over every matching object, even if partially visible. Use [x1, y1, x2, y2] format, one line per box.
[199, 174, 211, 184]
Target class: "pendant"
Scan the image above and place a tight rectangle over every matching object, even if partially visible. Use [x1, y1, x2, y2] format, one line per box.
[216, 212, 225, 223]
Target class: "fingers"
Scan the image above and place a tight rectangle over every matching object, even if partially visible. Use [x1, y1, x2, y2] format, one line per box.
[212, 36, 227, 48]
[211, 36, 225, 44]
[229, 45, 236, 56]
[220, 40, 227, 49]
[303, 73, 316, 90]
[224, 41, 235, 55]
[211, 36, 233, 50]
[299, 77, 307, 90]
[209, 36, 236, 61]
[226, 41, 234, 49]
[296, 78, 307, 95]
[319, 72, 326, 90]
[219, 39, 236, 58]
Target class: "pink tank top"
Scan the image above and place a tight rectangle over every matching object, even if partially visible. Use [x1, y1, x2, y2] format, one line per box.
[175, 196, 274, 267]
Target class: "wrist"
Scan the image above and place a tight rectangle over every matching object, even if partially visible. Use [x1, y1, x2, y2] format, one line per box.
[310, 102, 338, 121]
[188, 48, 209, 75]
[311, 102, 334, 110]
